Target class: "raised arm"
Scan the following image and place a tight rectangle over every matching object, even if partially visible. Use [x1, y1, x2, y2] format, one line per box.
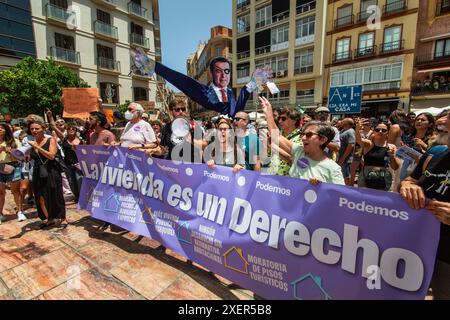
[259, 96, 293, 155]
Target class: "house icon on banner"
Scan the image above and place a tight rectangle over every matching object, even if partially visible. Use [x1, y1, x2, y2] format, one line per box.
[176, 221, 192, 244]
[291, 273, 332, 300]
[223, 246, 249, 275]
[139, 207, 154, 224]
[104, 194, 120, 213]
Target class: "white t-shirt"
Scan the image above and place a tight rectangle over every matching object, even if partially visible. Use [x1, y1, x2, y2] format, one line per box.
[120, 120, 156, 148]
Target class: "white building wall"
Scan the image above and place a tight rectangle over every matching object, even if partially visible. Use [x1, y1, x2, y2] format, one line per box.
[30, 0, 158, 109]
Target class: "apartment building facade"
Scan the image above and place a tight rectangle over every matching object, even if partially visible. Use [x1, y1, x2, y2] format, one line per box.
[323, 0, 419, 117]
[30, 0, 165, 113]
[187, 25, 232, 117]
[233, 0, 326, 112]
[0, 0, 37, 70]
[410, 0, 450, 112]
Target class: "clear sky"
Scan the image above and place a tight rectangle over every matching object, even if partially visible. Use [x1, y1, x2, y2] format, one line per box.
[158, 0, 232, 92]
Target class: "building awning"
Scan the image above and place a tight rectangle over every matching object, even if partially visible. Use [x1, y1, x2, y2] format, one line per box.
[410, 98, 450, 113]
[417, 66, 450, 73]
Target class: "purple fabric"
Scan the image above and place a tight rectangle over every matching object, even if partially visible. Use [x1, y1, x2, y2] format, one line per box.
[77, 146, 440, 300]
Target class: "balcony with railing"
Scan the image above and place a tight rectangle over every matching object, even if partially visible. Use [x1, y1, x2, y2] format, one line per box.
[128, 1, 150, 21]
[97, 57, 121, 74]
[296, 1, 316, 15]
[272, 10, 290, 24]
[334, 14, 354, 30]
[45, 3, 76, 28]
[237, 51, 250, 60]
[94, 20, 118, 41]
[379, 39, 404, 54]
[383, 0, 408, 16]
[130, 33, 150, 50]
[91, 0, 117, 8]
[412, 78, 450, 96]
[363, 81, 401, 92]
[416, 51, 450, 68]
[153, 19, 160, 30]
[437, 1, 450, 16]
[332, 50, 352, 63]
[356, 10, 371, 23]
[255, 45, 271, 56]
[50, 47, 80, 65]
[355, 45, 377, 59]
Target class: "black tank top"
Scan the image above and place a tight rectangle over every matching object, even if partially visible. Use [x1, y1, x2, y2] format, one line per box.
[364, 145, 389, 167]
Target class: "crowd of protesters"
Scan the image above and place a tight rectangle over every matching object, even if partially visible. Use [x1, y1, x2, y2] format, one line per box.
[0, 92, 449, 298]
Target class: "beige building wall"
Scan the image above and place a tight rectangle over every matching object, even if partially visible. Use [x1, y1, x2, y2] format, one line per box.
[30, 0, 161, 112]
[323, 0, 419, 116]
[232, 0, 326, 111]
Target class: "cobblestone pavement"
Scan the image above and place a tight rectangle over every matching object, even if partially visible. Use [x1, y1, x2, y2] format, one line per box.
[0, 194, 255, 300]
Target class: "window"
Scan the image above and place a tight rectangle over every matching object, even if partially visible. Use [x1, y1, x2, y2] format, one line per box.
[336, 5, 353, 27]
[383, 26, 401, 52]
[100, 82, 119, 104]
[357, 32, 374, 56]
[133, 87, 147, 101]
[97, 9, 111, 24]
[256, 54, 288, 73]
[55, 33, 74, 50]
[294, 49, 314, 73]
[215, 46, 223, 57]
[359, 0, 377, 21]
[385, 0, 406, 14]
[442, 0, 450, 14]
[435, 38, 450, 58]
[256, 5, 272, 28]
[271, 24, 289, 45]
[237, 63, 250, 79]
[296, 16, 315, 39]
[131, 23, 143, 35]
[330, 62, 403, 87]
[336, 38, 351, 60]
[50, 0, 68, 9]
[237, 14, 250, 34]
[237, 0, 250, 10]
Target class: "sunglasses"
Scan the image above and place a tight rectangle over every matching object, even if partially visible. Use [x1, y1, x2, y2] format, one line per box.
[374, 128, 388, 133]
[127, 108, 135, 112]
[437, 128, 448, 134]
[173, 108, 186, 112]
[301, 131, 321, 138]
[233, 117, 246, 122]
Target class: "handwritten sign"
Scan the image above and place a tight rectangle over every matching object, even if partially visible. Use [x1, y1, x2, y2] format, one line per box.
[62, 88, 100, 119]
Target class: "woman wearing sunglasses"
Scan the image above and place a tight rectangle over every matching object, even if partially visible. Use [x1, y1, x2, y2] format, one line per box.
[260, 97, 344, 185]
[356, 120, 400, 191]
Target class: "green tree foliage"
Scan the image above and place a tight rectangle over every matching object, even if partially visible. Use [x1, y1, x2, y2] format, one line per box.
[0, 57, 89, 117]
[117, 100, 131, 116]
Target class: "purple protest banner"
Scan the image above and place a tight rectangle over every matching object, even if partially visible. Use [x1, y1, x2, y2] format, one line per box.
[76, 146, 440, 300]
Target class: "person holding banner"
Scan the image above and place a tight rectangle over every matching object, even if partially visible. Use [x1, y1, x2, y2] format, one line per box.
[28, 120, 66, 229]
[260, 97, 344, 185]
[400, 111, 450, 300]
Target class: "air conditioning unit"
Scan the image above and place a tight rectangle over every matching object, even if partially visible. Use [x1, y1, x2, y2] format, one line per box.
[276, 70, 286, 78]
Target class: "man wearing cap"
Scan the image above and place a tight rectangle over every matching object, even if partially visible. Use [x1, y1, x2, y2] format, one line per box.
[314, 106, 341, 160]
[111, 102, 156, 151]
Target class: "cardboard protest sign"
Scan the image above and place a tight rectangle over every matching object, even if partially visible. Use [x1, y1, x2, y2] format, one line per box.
[62, 88, 100, 119]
